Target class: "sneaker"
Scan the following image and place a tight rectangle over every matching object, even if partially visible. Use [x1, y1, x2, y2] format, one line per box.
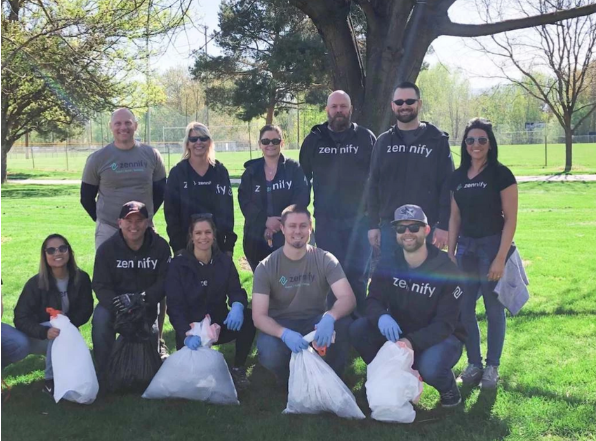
[158, 339, 169, 360]
[230, 367, 250, 391]
[458, 364, 484, 385]
[43, 379, 54, 396]
[480, 365, 499, 389]
[439, 381, 462, 408]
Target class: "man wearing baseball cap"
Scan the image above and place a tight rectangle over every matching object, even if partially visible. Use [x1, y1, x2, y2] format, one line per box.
[91, 201, 171, 379]
[350, 204, 467, 408]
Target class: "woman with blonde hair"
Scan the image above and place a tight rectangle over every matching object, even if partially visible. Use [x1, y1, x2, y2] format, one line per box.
[164, 122, 237, 255]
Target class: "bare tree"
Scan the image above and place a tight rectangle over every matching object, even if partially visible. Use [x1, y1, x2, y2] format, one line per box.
[287, 0, 596, 134]
[474, 0, 596, 172]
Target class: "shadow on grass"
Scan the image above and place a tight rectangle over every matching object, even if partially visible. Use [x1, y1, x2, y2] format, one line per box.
[0, 185, 78, 199]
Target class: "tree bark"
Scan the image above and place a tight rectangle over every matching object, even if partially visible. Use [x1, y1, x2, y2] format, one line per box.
[1, 141, 13, 184]
[564, 126, 573, 173]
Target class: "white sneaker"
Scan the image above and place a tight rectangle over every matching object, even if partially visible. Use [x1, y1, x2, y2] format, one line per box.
[480, 365, 500, 389]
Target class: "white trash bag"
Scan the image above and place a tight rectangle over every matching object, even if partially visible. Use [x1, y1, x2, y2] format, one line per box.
[48, 308, 99, 404]
[283, 331, 365, 419]
[142, 315, 239, 404]
[366, 340, 423, 423]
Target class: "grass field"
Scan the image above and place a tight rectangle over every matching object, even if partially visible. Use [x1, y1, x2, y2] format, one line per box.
[6, 142, 596, 181]
[1, 182, 596, 441]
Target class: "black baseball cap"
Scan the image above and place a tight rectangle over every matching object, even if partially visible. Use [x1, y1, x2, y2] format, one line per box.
[119, 201, 149, 219]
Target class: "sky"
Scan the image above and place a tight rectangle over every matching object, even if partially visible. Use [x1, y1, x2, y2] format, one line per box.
[152, 0, 510, 90]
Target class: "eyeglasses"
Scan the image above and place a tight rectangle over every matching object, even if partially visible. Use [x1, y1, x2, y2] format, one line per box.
[394, 224, 423, 234]
[191, 213, 213, 221]
[45, 245, 69, 255]
[465, 137, 489, 146]
[188, 135, 210, 143]
[393, 99, 419, 106]
[260, 138, 282, 146]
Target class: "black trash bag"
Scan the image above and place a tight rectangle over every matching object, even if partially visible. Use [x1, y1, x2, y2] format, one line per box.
[106, 297, 162, 393]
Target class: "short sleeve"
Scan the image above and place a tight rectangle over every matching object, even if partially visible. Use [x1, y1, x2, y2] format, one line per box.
[323, 251, 346, 286]
[153, 148, 167, 181]
[496, 165, 516, 191]
[82, 153, 100, 185]
[252, 262, 271, 295]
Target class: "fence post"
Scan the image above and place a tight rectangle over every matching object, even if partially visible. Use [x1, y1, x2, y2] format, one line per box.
[544, 135, 547, 167]
[31, 145, 35, 169]
[65, 144, 69, 170]
[248, 122, 252, 160]
[167, 144, 170, 171]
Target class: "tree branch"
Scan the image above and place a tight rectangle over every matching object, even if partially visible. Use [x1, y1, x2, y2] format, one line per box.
[441, 3, 596, 37]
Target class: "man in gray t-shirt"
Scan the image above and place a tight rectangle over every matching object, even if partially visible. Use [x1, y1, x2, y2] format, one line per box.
[80, 108, 167, 250]
[252, 204, 356, 383]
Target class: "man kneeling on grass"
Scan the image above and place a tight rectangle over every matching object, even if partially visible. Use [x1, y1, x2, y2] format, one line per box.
[350, 204, 467, 407]
[91, 201, 171, 383]
[251, 204, 356, 385]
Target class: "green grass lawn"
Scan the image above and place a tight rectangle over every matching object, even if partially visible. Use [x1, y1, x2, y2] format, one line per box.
[7, 142, 596, 181]
[1, 182, 595, 441]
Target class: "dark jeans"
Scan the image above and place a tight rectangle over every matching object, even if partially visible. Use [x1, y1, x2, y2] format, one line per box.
[315, 215, 371, 313]
[457, 234, 507, 367]
[175, 308, 256, 368]
[349, 317, 463, 393]
[243, 232, 284, 272]
[256, 314, 353, 383]
[92, 304, 159, 376]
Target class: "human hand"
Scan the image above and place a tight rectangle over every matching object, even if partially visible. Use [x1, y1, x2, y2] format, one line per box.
[47, 327, 60, 340]
[368, 229, 381, 248]
[112, 292, 144, 313]
[487, 257, 506, 281]
[314, 314, 335, 347]
[281, 329, 309, 353]
[433, 228, 448, 250]
[223, 302, 244, 331]
[378, 314, 402, 342]
[266, 216, 282, 232]
[184, 335, 202, 350]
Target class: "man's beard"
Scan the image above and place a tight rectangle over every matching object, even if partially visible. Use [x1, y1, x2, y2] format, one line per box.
[397, 234, 425, 252]
[394, 108, 419, 124]
[328, 112, 351, 131]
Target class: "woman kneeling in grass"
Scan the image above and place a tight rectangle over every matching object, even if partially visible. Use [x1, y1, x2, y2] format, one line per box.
[13, 234, 93, 394]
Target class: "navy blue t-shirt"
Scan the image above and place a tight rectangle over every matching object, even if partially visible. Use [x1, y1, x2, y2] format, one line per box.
[450, 163, 516, 238]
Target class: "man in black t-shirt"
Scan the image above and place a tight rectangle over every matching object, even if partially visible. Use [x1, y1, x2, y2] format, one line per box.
[300, 91, 376, 313]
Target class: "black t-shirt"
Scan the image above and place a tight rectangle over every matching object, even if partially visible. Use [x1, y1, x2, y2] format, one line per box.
[450, 163, 516, 238]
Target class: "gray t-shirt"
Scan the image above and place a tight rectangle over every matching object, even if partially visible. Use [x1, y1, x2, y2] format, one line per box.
[398, 122, 427, 146]
[56, 276, 69, 314]
[252, 245, 346, 320]
[82, 142, 166, 228]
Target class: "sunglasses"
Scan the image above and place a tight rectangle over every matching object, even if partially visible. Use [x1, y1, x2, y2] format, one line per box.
[465, 137, 489, 146]
[188, 135, 210, 143]
[393, 99, 419, 106]
[260, 138, 282, 146]
[394, 224, 423, 234]
[191, 213, 213, 221]
[45, 245, 69, 255]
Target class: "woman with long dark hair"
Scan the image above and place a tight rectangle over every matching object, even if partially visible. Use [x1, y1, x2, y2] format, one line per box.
[238, 124, 309, 270]
[448, 118, 518, 389]
[164, 122, 237, 255]
[165, 215, 256, 390]
[13, 234, 93, 394]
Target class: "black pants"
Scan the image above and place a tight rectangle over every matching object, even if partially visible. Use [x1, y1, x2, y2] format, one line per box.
[243, 231, 284, 271]
[175, 307, 256, 367]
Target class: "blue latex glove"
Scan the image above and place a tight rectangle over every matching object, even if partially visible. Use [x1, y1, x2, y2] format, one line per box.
[281, 329, 309, 353]
[223, 302, 244, 331]
[184, 335, 202, 350]
[378, 314, 402, 342]
[314, 314, 335, 347]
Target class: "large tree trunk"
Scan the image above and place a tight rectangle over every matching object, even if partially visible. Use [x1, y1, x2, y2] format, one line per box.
[1, 141, 13, 184]
[564, 126, 573, 173]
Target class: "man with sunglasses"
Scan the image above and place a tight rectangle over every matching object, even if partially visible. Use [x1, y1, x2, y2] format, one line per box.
[368, 81, 454, 258]
[350, 204, 466, 408]
[81, 108, 167, 250]
[299, 90, 376, 313]
[91, 201, 171, 380]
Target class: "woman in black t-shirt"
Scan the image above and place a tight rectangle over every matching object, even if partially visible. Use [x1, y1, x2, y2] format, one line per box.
[448, 118, 518, 390]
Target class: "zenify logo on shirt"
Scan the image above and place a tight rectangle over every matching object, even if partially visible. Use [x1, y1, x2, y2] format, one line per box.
[278, 273, 315, 288]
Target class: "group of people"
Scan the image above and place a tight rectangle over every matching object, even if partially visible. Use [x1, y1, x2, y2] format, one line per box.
[1, 81, 519, 410]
